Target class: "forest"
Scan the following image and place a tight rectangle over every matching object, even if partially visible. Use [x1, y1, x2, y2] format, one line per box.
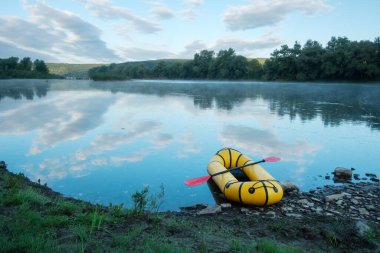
[0, 57, 60, 79]
[89, 37, 380, 82]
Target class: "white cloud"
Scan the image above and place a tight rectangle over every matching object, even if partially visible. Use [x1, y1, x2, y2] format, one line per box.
[0, 40, 58, 62]
[75, 120, 162, 160]
[111, 152, 147, 164]
[219, 125, 320, 164]
[179, 40, 207, 58]
[151, 133, 173, 148]
[183, 0, 203, 6]
[176, 132, 201, 158]
[213, 37, 282, 51]
[181, 0, 203, 21]
[81, 0, 161, 33]
[223, 0, 331, 31]
[150, 6, 174, 20]
[0, 2, 119, 62]
[120, 47, 177, 61]
[179, 36, 282, 58]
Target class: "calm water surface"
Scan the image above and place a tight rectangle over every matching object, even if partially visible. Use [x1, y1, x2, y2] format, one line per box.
[1, 79, 380, 210]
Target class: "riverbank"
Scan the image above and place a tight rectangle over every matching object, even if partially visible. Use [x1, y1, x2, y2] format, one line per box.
[0, 162, 379, 252]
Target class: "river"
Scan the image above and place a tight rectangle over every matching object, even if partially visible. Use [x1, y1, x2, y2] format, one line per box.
[1, 79, 380, 210]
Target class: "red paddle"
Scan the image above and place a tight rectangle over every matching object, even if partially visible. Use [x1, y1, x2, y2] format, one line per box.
[184, 156, 281, 187]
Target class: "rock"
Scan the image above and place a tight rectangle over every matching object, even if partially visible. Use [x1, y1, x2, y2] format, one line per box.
[325, 175, 331, 180]
[312, 207, 323, 214]
[285, 213, 303, 218]
[180, 204, 208, 211]
[370, 178, 380, 182]
[327, 210, 341, 215]
[280, 181, 299, 193]
[220, 203, 231, 209]
[356, 220, 371, 237]
[351, 199, 359, 205]
[353, 174, 360, 180]
[358, 208, 370, 216]
[197, 205, 222, 215]
[298, 199, 315, 207]
[366, 205, 376, 211]
[365, 173, 377, 178]
[333, 167, 352, 180]
[240, 207, 250, 214]
[310, 197, 323, 203]
[325, 193, 346, 202]
[336, 200, 343, 205]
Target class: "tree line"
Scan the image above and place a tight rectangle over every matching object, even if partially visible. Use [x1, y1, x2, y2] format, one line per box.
[89, 36, 380, 82]
[0, 57, 59, 79]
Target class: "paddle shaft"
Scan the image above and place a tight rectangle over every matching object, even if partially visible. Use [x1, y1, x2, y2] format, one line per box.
[210, 159, 265, 177]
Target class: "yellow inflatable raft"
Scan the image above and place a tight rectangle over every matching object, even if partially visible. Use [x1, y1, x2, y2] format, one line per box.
[207, 148, 283, 206]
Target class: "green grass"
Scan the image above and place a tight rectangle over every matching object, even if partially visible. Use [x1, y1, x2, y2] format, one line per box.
[2, 187, 49, 206]
[256, 239, 302, 253]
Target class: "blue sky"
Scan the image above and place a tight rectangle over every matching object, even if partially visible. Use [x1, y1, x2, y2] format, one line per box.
[0, 0, 379, 63]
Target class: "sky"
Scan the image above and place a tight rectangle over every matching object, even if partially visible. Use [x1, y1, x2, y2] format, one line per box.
[0, 0, 379, 63]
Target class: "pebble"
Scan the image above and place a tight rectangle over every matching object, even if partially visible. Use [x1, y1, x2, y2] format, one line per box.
[358, 208, 370, 216]
[351, 199, 359, 205]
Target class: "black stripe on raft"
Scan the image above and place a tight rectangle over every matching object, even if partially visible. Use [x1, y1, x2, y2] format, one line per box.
[228, 148, 232, 169]
[243, 160, 253, 165]
[216, 154, 226, 167]
[238, 182, 245, 204]
[215, 148, 226, 155]
[261, 181, 269, 206]
[235, 153, 242, 167]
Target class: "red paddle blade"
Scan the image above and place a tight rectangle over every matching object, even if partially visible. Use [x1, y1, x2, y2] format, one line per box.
[264, 156, 281, 162]
[184, 175, 211, 186]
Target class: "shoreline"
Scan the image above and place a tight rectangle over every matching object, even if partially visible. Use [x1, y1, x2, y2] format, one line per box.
[1, 162, 379, 252]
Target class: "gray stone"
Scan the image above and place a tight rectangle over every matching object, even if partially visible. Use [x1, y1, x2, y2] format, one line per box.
[336, 200, 343, 205]
[334, 167, 353, 179]
[197, 205, 222, 215]
[312, 207, 323, 214]
[356, 220, 371, 237]
[220, 203, 231, 209]
[240, 207, 250, 214]
[366, 205, 376, 211]
[325, 193, 346, 202]
[310, 197, 322, 203]
[351, 199, 359, 205]
[358, 208, 370, 216]
[327, 210, 341, 215]
[286, 213, 303, 218]
[280, 181, 299, 193]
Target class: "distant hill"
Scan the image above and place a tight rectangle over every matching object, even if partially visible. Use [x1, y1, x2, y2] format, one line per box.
[112, 59, 190, 69]
[248, 58, 268, 65]
[47, 63, 104, 79]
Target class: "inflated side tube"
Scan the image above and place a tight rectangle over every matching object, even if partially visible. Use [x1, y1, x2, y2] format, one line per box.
[207, 148, 283, 206]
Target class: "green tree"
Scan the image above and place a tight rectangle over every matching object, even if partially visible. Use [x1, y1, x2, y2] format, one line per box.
[33, 59, 49, 73]
[192, 50, 214, 78]
[17, 57, 33, 71]
[209, 48, 247, 79]
[296, 40, 324, 81]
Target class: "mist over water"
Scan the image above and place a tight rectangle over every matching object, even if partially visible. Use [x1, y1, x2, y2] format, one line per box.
[1, 79, 380, 210]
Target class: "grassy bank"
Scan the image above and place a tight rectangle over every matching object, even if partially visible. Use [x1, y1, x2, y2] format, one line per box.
[0, 165, 379, 252]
